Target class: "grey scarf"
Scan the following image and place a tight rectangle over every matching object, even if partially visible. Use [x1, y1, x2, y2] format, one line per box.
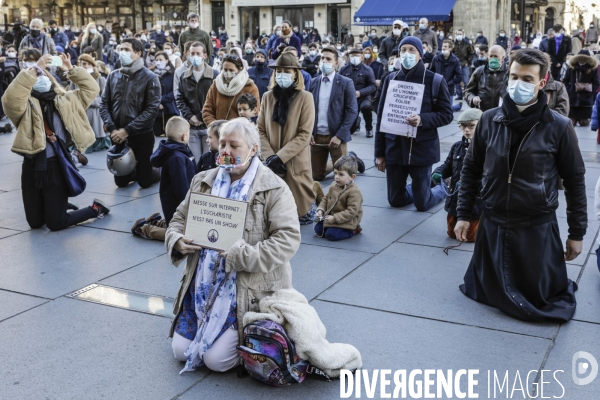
[120, 57, 144, 76]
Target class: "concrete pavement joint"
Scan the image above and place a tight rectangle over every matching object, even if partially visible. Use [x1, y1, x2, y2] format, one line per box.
[171, 372, 214, 400]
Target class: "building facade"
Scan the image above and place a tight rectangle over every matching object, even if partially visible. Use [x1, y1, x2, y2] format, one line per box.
[0, 0, 582, 45]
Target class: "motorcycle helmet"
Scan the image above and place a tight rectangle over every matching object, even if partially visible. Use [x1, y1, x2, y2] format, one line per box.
[107, 144, 137, 176]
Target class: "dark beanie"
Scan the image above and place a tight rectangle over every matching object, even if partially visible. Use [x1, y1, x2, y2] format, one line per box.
[511, 45, 522, 51]
[398, 36, 423, 57]
[578, 50, 591, 56]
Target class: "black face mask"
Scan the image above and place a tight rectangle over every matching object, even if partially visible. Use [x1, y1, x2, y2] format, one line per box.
[30, 29, 41, 38]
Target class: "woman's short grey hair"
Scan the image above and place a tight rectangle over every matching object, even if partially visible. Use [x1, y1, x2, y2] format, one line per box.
[219, 118, 261, 155]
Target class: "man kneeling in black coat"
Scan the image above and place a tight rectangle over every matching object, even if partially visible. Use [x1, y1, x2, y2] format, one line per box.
[456, 49, 587, 323]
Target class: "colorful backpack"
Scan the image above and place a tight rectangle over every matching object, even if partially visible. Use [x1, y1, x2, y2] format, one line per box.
[237, 320, 331, 386]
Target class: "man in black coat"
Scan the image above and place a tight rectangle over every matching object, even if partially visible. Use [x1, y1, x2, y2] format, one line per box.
[379, 20, 406, 66]
[464, 45, 508, 111]
[309, 47, 359, 181]
[547, 24, 572, 80]
[375, 37, 453, 211]
[455, 49, 587, 322]
[340, 48, 377, 137]
[101, 38, 162, 188]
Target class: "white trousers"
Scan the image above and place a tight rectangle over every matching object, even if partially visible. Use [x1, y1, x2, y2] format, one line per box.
[172, 327, 240, 372]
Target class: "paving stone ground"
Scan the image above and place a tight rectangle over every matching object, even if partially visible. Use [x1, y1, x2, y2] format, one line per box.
[0, 111, 599, 400]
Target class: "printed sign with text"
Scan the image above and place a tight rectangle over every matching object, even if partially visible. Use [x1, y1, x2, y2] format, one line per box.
[184, 192, 248, 252]
[379, 80, 425, 138]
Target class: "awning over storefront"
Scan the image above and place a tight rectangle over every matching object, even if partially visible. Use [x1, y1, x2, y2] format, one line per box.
[353, 0, 457, 25]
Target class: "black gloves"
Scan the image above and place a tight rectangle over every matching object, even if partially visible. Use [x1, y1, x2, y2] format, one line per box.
[265, 154, 287, 177]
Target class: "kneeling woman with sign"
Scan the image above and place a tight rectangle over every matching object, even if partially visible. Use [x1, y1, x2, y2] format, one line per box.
[165, 118, 301, 373]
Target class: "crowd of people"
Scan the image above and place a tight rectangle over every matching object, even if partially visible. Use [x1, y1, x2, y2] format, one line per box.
[0, 12, 596, 379]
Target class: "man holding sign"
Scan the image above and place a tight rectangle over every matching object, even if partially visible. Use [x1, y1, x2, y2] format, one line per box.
[375, 37, 453, 211]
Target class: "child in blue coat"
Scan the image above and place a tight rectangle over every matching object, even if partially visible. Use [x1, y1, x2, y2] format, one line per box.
[131, 116, 196, 241]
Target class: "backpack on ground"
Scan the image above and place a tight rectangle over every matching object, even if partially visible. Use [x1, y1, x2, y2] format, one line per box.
[237, 320, 331, 386]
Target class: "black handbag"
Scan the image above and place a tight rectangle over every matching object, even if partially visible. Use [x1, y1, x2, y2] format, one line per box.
[44, 120, 86, 197]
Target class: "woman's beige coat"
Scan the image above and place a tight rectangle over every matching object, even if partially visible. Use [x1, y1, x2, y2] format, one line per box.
[258, 89, 316, 216]
[165, 163, 300, 343]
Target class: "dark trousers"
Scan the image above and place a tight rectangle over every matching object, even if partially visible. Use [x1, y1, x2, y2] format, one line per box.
[114, 135, 158, 189]
[314, 221, 354, 241]
[22, 158, 96, 231]
[550, 64, 561, 80]
[386, 164, 446, 211]
[358, 98, 373, 131]
[153, 114, 177, 137]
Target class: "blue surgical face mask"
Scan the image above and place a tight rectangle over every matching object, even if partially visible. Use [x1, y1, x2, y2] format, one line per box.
[388, 64, 395, 72]
[33, 75, 52, 92]
[320, 62, 334, 75]
[419, 24, 426, 30]
[190, 56, 204, 67]
[275, 72, 294, 88]
[400, 52, 417, 69]
[478, 56, 487, 61]
[119, 51, 133, 66]
[507, 79, 538, 105]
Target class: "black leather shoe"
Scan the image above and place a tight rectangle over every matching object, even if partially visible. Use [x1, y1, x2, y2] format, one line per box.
[366, 130, 373, 138]
[348, 151, 365, 174]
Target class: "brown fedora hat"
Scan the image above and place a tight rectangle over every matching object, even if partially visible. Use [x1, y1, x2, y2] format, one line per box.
[268, 52, 303, 69]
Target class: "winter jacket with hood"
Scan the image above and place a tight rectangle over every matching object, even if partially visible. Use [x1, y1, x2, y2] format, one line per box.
[544, 73, 570, 117]
[3, 66, 99, 155]
[248, 49, 273, 99]
[563, 53, 600, 108]
[433, 136, 482, 219]
[464, 62, 508, 112]
[150, 139, 196, 224]
[430, 52, 462, 94]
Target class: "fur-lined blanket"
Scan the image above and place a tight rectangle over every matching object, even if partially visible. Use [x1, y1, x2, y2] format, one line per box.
[243, 288, 362, 378]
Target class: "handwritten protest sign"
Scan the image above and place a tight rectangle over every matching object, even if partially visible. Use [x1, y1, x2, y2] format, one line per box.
[184, 193, 248, 251]
[379, 80, 425, 138]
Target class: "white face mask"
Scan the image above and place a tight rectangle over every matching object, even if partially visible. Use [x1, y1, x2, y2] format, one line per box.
[393, 29, 402, 36]
[364, 53, 371, 60]
[141, 35, 147, 41]
[86, 67, 94, 74]
[164, 49, 173, 56]
[442, 50, 450, 57]
[189, 22, 199, 29]
[24, 61, 36, 68]
[155, 61, 167, 69]
[350, 56, 361, 65]
[7, 52, 16, 58]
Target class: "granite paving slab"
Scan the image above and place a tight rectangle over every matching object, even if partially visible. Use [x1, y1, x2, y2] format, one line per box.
[0, 297, 205, 400]
[0, 226, 166, 298]
[318, 242, 563, 338]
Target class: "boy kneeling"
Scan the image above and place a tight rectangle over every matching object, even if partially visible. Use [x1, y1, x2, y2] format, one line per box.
[314, 155, 363, 241]
[432, 108, 483, 242]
